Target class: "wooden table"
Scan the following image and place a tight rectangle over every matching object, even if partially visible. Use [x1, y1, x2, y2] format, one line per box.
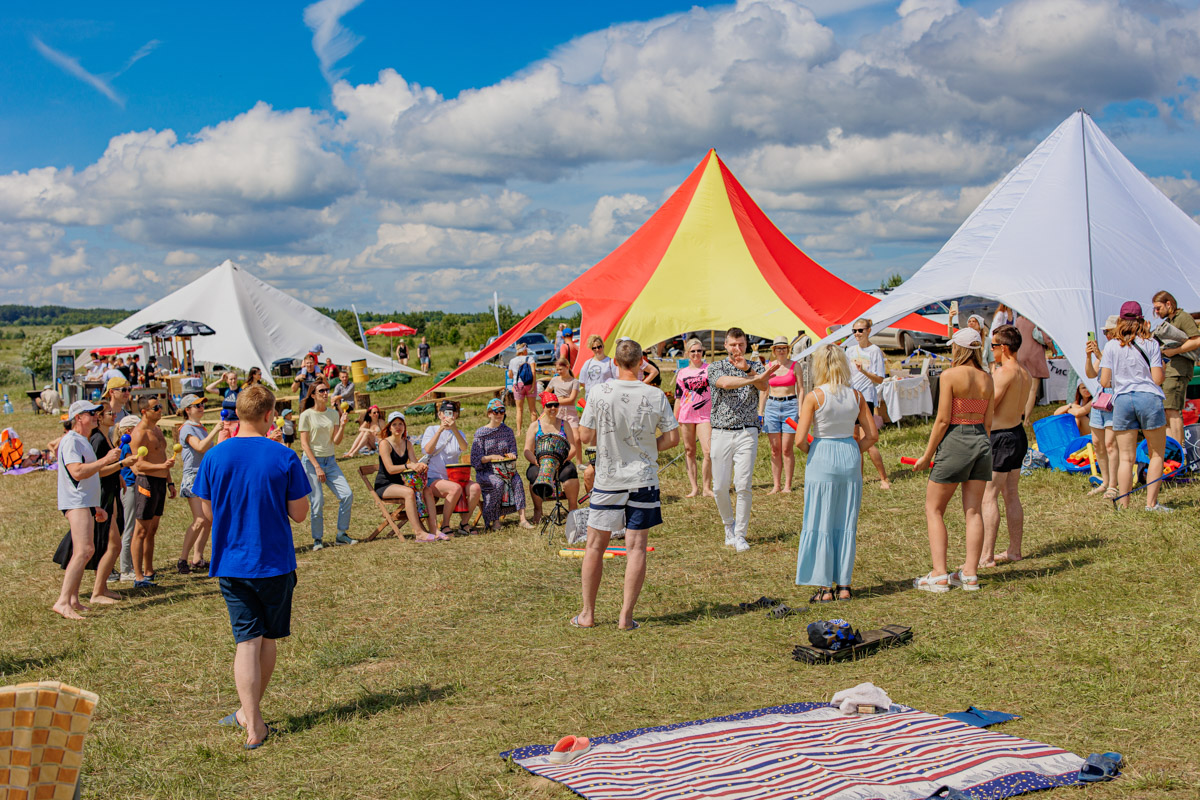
[430, 385, 504, 401]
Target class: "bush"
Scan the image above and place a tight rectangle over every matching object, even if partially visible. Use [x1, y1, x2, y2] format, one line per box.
[20, 330, 61, 380]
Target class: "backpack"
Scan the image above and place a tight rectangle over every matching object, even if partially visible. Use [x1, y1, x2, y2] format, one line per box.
[517, 358, 534, 386]
[0, 428, 24, 469]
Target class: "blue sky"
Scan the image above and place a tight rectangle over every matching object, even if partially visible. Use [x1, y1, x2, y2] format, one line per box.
[2, 0, 1199, 311]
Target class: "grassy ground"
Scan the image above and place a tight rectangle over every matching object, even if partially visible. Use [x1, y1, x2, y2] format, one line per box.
[1, 345, 1197, 799]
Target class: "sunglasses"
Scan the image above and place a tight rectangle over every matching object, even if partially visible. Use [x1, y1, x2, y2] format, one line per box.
[114, 387, 130, 393]
[150, 404, 162, 411]
[315, 389, 329, 395]
[852, 328, 867, 333]
[545, 403, 560, 409]
[688, 348, 703, 353]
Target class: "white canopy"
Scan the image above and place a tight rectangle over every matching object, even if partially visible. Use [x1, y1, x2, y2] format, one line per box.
[112, 260, 421, 387]
[51, 326, 146, 384]
[808, 110, 1200, 391]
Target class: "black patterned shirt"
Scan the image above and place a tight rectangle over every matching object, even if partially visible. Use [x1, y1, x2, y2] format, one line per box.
[707, 359, 764, 429]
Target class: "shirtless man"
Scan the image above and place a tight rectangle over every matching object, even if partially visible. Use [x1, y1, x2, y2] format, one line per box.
[981, 324, 1032, 567]
[129, 397, 176, 588]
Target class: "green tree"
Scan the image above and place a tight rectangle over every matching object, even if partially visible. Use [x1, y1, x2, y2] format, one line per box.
[20, 330, 61, 379]
[879, 273, 904, 291]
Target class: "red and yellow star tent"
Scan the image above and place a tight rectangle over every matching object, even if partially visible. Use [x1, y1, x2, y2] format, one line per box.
[422, 150, 942, 396]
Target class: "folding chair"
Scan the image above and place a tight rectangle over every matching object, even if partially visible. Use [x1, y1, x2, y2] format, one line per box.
[1, 680, 100, 800]
[358, 464, 442, 542]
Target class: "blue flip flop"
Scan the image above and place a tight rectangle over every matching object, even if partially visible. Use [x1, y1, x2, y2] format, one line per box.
[618, 620, 640, 631]
[244, 725, 278, 751]
[218, 712, 244, 728]
[1079, 751, 1123, 782]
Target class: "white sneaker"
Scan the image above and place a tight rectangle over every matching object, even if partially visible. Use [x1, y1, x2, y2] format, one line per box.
[734, 537, 750, 553]
[119, 572, 136, 582]
[724, 526, 736, 546]
[312, 541, 325, 551]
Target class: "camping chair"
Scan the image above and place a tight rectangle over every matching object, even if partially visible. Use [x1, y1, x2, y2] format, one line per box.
[357, 464, 442, 542]
[1, 680, 100, 800]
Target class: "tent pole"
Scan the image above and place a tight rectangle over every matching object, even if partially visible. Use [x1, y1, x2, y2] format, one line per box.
[1080, 109, 1098, 335]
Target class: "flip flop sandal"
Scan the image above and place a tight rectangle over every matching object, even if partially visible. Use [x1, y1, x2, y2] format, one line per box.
[569, 615, 594, 629]
[415, 534, 437, 542]
[809, 588, 835, 603]
[1079, 751, 1123, 782]
[834, 585, 853, 601]
[244, 725, 279, 751]
[739, 596, 783, 611]
[618, 620, 640, 631]
[767, 605, 802, 619]
[436, 528, 453, 540]
[218, 712, 244, 728]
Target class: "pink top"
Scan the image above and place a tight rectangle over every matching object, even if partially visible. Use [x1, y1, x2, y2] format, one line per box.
[675, 364, 711, 424]
[768, 362, 797, 387]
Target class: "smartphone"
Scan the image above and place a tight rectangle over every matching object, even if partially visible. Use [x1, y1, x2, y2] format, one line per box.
[1087, 331, 1096, 342]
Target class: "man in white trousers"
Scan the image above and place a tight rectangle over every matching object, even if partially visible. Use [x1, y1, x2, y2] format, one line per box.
[707, 327, 777, 551]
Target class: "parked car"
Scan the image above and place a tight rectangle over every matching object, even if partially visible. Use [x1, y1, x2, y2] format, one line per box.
[868, 296, 952, 354]
[494, 332, 556, 366]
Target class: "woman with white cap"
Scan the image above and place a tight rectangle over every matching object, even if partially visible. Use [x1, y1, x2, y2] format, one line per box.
[422, 400, 482, 535]
[911, 327, 994, 593]
[376, 411, 435, 539]
[176, 394, 220, 573]
[1084, 315, 1121, 497]
[758, 336, 804, 493]
[966, 314, 992, 370]
[1097, 301, 1169, 511]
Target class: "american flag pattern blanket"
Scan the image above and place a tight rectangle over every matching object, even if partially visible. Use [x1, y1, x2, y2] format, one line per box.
[501, 703, 1083, 800]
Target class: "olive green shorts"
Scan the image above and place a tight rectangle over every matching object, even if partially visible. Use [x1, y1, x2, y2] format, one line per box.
[1162, 375, 1188, 412]
[930, 424, 993, 484]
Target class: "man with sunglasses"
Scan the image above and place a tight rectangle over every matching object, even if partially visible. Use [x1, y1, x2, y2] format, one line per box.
[844, 318, 891, 489]
[129, 396, 177, 588]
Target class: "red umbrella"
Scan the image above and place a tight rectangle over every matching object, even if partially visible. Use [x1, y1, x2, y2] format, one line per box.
[365, 322, 417, 336]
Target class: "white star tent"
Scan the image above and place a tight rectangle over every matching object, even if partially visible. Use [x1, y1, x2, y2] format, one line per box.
[113, 260, 419, 387]
[807, 110, 1200, 390]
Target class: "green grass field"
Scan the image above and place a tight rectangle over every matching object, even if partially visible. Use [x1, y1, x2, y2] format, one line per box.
[1, 345, 1197, 798]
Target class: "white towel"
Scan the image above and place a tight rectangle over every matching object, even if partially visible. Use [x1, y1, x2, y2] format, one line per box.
[830, 682, 893, 715]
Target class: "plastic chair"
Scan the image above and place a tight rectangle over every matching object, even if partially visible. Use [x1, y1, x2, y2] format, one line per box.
[1031, 414, 1080, 470]
[0, 681, 99, 800]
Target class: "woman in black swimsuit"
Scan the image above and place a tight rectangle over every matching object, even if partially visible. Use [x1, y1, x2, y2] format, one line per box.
[375, 411, 436, 540]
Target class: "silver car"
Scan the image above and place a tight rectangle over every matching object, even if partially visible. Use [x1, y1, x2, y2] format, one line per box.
[868, 297, 952, 354]
[494, 332, 557, 365]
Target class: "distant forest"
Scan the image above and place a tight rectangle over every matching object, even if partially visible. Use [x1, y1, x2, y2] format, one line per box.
[0, 304, 581, 348]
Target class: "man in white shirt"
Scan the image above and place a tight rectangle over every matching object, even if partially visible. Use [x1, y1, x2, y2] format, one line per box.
[507, 342, 538, 442]
[843, 319, 891, 489]
[576, 339, 679, 630]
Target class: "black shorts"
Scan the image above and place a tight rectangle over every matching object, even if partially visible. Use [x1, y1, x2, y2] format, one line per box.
[526, 461, 578, 485]
[990, 424, 1029, 473]
[220, 572, 297, 643]
[134, 475, 168, 520]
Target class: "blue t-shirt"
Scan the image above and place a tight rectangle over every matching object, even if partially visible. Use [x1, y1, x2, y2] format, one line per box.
[191, 437, 311, 579]
[119, 443, 135, 487]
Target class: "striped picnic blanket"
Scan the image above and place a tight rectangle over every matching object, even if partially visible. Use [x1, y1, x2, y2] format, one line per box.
[501, 702, 1083, 800]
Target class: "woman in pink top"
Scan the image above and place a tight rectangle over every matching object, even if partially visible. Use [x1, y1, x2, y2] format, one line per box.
[673, 337, 713, 497]
[759, 336, 804, 493]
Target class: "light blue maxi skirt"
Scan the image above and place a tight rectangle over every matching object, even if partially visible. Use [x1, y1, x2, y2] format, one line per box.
[795, 437, 862, 587]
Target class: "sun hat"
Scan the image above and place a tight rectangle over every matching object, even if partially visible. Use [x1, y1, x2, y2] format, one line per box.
[968, 314, 986, 328]
[1103, 315, 1120, 331]
[950, 327, 982, 350]
[1119, 301, 1143, 320]
[67, 400, 103, 422]
[177, 394, 204, 411]
[117, 414, 140, 429]
[772, 336, 789, 348]
[540, 390, 560, 407]
[386, 410, 406, 425]
[102, 375, 130, 397]
[487, 398, 505, 413]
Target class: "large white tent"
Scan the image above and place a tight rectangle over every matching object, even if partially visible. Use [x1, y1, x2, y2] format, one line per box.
[808, 110, 1200, 390]
[51, 326, 146, 384]
[112, 260, 420, 387]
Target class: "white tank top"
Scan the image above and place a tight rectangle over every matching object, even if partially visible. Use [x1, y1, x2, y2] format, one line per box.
[811, 383, 859, 439]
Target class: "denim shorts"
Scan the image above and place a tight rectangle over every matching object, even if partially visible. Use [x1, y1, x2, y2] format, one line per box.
[763, 396, 799, 434]
[1088, 405, 1114, 430]
[220, 571, 297, 643]
[1112, 391, 1166, 432]
[180, 468, 199, 499]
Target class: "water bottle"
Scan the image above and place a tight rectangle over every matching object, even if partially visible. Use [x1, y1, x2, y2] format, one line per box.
[2, 395, 12, 414]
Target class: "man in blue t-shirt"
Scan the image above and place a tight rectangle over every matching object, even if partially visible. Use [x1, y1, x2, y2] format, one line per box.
[193, 384, 311, 750]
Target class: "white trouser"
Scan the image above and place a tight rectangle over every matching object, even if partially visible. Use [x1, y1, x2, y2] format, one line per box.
[711, 427, 758, 539]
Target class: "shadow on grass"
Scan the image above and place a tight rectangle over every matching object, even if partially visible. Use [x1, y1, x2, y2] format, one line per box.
[126, 583, 217, 609]
[1027, 535, 1106, 558]
[283, 683, 455, 733]
[0, 647, 78, 677]
[752, 528, 799, 545]
[641, 600, 762, 626]
[854, 556, 1094, 599]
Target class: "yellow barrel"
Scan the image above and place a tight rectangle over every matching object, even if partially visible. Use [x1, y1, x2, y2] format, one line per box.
[350, 358, 367, 385]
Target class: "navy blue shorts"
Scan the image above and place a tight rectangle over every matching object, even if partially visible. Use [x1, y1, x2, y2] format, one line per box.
[588, 486, 662, 532]
[219, 572, 297, 643]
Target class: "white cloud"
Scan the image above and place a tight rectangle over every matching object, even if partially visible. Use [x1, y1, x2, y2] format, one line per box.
[31, 37, 123, 107]
[304, 0, 366, 85]
[163, 250, 201, 267]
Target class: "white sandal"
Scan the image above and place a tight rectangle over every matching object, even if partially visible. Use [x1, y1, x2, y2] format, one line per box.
[947, 571, 979, 591]
[914, 572, 950, 593]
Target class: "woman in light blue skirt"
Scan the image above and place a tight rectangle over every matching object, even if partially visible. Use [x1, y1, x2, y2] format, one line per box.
[793, 345, 879, 602]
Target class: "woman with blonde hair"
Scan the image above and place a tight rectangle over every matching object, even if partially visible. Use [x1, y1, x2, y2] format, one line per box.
[759, 336, 804, 493]
[793, 345, 877, 602]
[1098, 301, 1169, 511]
[911, 328, 994, 592]
[674, 337, 714, 497]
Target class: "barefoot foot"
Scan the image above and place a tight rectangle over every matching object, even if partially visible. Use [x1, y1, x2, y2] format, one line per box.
[685, 489, 699, 498]
[51, 603, 84, 620]
[879, 480, 892, 490]
[994, 552, 1023, 564]
[766, 487, 780, 495]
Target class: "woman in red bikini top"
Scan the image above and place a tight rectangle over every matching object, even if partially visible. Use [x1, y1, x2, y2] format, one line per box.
[911, 327, 995, 595]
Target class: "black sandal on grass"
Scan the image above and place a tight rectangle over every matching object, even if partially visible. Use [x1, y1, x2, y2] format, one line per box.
[809, 588, 834, 604]
[835, 585, 852, 601]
